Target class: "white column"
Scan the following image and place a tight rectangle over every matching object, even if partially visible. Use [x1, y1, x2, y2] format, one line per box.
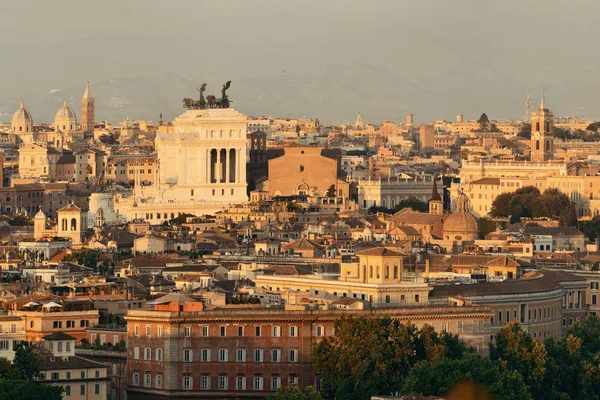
[225, 148, 231, 183]
[216, 149, 221, 183]
[200, 147, 206, 183]
[207, 148, 212, 183]
[241, 147, 247, 185]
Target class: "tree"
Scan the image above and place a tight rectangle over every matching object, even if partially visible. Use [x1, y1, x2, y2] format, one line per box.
[0, 342, 63, 400]
[478, 113, 490, 131]
[400, 354, 530, 400]
[489, 322, 548, 398]
[267, 385, 323, 400]
[586, 121, 600, 132]
[477, 218, 497, 239]
[311, 316, 468, 400]
[518, 123, 531, 139]
[559, 204, 579, 228]
[579, 216, 600, 241]
[368, 196, 428, 215]
[326, 185, 336, 198]
[0, 379, 63, 400]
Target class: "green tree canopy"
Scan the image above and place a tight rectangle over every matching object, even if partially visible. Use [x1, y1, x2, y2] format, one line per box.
[490, 186, 577, 225]
[267, 385, 323, 400]
[478, 113, 490, 131]
[400, 354, 531, 400]
[368, 196, 428, 215]
[311, 316, 469, 400]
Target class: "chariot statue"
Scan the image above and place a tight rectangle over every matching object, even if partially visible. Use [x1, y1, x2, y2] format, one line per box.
[183, 81, 231, 110]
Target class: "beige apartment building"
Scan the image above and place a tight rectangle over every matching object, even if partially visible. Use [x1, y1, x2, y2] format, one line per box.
[106, 156, 158, 185]
[40, 332, 109, 400]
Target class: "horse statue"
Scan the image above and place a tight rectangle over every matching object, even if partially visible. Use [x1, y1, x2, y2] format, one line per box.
[184, 81, 231, 109]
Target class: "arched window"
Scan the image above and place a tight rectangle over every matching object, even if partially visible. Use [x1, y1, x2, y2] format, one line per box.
[376, 266, 380, 279]
[546, 140, 550, 151]
[369, 265, 373, 279]
[535, 122, 540, 131]
[61, 218, 67, 231]
[58, 342, 63, 352]
[545, 120, 550, 132]
[66, 341, 71, 351]
[393, 265, 399, 279]
[70, 218, 77, 231]
[535, 141, 540, 150]
[385, 265, 389, 279]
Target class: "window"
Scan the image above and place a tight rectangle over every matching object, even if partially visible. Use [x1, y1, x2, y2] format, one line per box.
[289, 375, 298, 385]
[289, 349, 298, 363]
[201, 376, 211, 390]
[65, 386, 71, 396]
[385, 295, 391, 303]
[254, 376, 264, 391]
[271, 376, 281, 391]
[236, 376, 246, 390]
[255, 326, 262, 337]
[271, 349, 281, 362]
[415, 294, 420, 303]
[157, 326, 163, 337]
[51, 372, 59, 380]
[156, 348, 163, 361]
[201, 348, 211, 362]
[254, 349, 263, 362]
[593, 295, 597, 305]
[289, 326, 298, 337]
[146, 326, 151, 337]
[236, 348, 246, 362]
[201, 326, 209, 336]
[144, 373, 151, 387]
[184, 326, 191, 337]
[272, 326, 281, 337]
[156, 374, 163, 389]
[134, 325, 140, 336]
[80, 385, 85, 395]
[133, 373, 140, 386]
[183, 376, 193, 390]
[67, 372, 71, 379]
[237, 326, 244, 336]
[81, 371, 86, 379]
[218, 376, 229, 390]
[315, 326, 324, 337]
[58, 342, 63, 352]
[219, 348, 229, 362]
[458, 321, 464, 333]
[220, 326, 226, 336]
[183, 349, 193, 362]
[144, 347, 151, 360]
[134, 347, 140, 360]
[95, 370, 100, 378]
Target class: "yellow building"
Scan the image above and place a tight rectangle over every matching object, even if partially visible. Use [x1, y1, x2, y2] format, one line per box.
[254, 247, 431, 308]
[40, 332, 109, 400]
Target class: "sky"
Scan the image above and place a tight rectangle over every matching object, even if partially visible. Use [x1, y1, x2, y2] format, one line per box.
[1, 0, 599, 125]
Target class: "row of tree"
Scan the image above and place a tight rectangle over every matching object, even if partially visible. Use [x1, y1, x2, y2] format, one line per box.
[367, 196, 428, 215]
[277, 315, 600, 400]
[490, 186, 578, 226]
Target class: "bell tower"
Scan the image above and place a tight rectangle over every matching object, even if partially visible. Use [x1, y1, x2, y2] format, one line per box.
[429, 178, 444, 215]
[530, 91, 554, 162]
[81, 81, 95, 133]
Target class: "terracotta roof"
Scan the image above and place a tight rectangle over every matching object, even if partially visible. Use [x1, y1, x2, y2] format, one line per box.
[445, 254, 520, 268]
[357, 247, 404, 257]
[40, 355, 107, 371]
[470, 177, 501, 185]
[43, 332, 76, 341]
[524, 226, 584, 236]
[430, 273, 563, 298]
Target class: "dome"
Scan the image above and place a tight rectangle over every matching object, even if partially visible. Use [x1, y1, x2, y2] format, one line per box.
[443, 211, 478, 234]
[55, 99, 76, 120]
[12, 101, 33, 123]
[443, 191, 478, 237]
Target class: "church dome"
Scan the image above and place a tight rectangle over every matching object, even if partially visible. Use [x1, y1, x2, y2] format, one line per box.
[443, 191, 478, 239]
[55, 100, 76, 120]
[12, 101, 33, 123]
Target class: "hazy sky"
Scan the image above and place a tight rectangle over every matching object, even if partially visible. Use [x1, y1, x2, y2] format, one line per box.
[2, 0, 600, 124]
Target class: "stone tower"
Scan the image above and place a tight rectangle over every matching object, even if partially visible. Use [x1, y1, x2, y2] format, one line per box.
[33, 208, 47, 240]
[81, 81, 95, 133]
[530, 94, 554, 162]
[57, 202, 85, 246]
[429, 178, 444, 215]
